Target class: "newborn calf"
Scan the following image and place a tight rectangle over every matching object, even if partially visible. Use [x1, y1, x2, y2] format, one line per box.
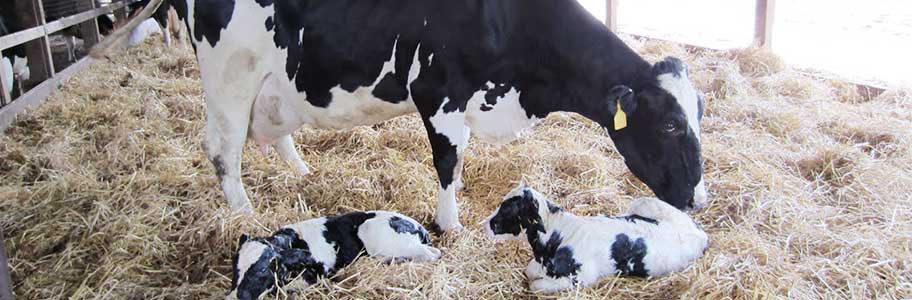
[227, 211, 441, 300]
[484, 186, 708, 293]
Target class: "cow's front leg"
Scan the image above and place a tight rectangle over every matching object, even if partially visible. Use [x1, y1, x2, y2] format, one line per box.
[419, 101, 470, 232]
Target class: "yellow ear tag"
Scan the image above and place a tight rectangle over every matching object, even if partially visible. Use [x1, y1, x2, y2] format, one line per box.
[614, 102, 627, 130]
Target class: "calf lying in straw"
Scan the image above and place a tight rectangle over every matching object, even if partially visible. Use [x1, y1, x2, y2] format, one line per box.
[484, 186, 709, 293]
[227, 211, 441, 300]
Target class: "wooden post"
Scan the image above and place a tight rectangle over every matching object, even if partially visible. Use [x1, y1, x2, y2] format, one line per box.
[16, 0, 56, 86]
[0, 231, 13, 300]
[78, 0, 101, 49]
[0, 65, 10, 106]
[605, 0, 619, 32]
[754, 0, 776, 48]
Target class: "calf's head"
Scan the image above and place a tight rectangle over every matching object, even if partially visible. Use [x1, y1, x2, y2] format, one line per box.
[484, 186, 559, 241]
[603, 57, 706, 210]
[227, 230, 320, 300]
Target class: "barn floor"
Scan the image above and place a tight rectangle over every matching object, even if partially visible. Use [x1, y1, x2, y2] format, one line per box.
[1, 37, 910, 300]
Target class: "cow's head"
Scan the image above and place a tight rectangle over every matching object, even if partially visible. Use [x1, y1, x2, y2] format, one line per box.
[604, 57, 706, 210]
[227, 230, 319, 300]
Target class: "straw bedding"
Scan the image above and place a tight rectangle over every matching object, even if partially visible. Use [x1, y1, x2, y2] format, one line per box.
[1, 36, 910, 300]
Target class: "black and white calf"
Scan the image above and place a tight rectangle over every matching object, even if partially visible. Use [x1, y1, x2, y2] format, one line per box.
[1, 13, 31, 95]
[227, 211, 440, 300]
[103, 0, 708, 232]
[484, 186, 709, 293]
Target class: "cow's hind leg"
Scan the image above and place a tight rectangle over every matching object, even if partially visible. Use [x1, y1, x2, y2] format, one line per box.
[272, 134, 310, 176]
[201, 63, 265, 213]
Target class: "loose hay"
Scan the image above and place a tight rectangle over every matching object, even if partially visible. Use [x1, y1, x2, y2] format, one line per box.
[2, 37, 911, 300]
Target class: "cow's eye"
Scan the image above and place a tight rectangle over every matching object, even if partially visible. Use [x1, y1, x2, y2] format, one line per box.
[663, 121, 676, 133]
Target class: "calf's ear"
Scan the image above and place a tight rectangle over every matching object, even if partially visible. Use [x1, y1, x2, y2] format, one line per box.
[237, 234, 250, 248]
[279, 248, 317, 268]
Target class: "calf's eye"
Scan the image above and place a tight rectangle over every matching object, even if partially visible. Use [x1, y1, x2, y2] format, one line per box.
[663, 122, 676, 133]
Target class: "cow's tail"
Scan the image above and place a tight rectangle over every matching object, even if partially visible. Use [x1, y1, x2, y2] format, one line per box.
[88, 0, 164, 59]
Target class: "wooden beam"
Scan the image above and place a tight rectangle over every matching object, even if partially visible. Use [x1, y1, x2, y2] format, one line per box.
[0, 57, 93, 131]
[78, 0, 101, 49]
[605, 0, 619, 32]
[0, 231, 13, 300]
[754, 0, 776, 48]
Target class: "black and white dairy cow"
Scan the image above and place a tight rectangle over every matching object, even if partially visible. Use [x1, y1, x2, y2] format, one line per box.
[108, 0, 707, 231]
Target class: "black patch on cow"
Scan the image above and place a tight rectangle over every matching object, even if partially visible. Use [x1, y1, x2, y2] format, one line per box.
[193, 0, 234, 47]
[211, 155, 226, 179]
[322, 212, 377, 271]
[608, 214, 659, 225]
[652, 56, 685, 78]
[231, 240, 279, 300]
[610, 233, 649, 277]
[372, 72, 409, 103]
[255, 0, 273, 8]
[530, 230, 581, 278]
[388, 216, 431, 244]
[264, 16, 274, 31]
[483, 83, 511, 107]
[697, 94, 704, 120]
[489, 189, 543, 237]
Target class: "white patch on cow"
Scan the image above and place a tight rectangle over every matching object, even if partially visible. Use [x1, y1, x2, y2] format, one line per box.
[423, 18, 427, 26]
[658, 71, 705, 203]
[124, 19, 163, 47]
[693, 178, 707, 208]
[657, 72, 700, 141]
[488, 186, 709, 293]
[282, 218, 337, 273]
[2, 57, 13, 95]
[435, 184, 462, 231]
[427, 53, 434, 66]
[358, 212, 441, 262]
[12, 55, 29, 81]
[234, 241, 268, 288]
[465, 82, 540, 145]
[428, 98, 469, 150]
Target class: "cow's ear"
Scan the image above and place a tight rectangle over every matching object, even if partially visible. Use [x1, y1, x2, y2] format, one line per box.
[608, 85, 637, 130]
[609, 85, 636, 114]
[237, 233, 250, 248]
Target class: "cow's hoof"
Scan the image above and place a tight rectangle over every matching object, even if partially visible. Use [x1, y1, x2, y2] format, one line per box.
[430, 221, 464, 235]
[293, 162, 311, 177]
[229, 202, 254, 214]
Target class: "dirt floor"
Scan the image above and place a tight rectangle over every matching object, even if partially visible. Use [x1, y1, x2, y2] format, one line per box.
[1, 36, 910, 300]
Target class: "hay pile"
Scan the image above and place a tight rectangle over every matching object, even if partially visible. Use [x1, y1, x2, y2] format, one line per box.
[1, 36, 910, 300]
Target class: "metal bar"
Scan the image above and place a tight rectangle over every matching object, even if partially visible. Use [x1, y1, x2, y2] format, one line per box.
[0, 231, 13, 300]
[605, 0, 619, 32]
[0, 57, 93, 131]
[754, 0, 776, 48]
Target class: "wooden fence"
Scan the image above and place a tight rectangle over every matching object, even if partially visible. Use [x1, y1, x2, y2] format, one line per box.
[0, 0, 135, 298]
[0, 0, 135, 130]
